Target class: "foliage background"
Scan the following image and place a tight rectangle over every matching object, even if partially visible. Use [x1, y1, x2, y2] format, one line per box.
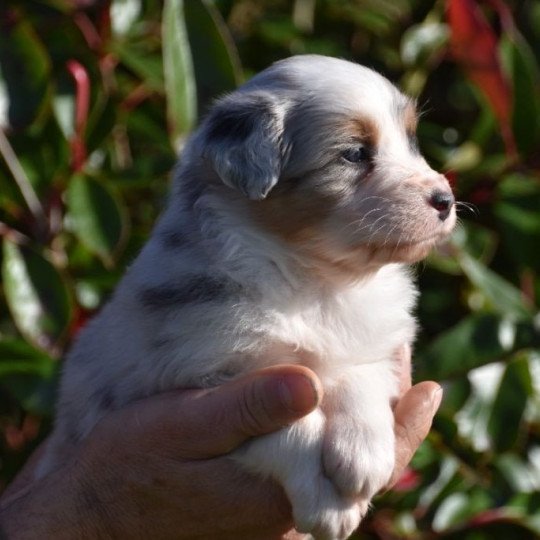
[1, 0, 539, 538]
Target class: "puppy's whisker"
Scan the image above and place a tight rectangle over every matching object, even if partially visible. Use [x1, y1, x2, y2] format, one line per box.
[391, 230, 406, 259]
[380, 222, 399, 248]
[340, 208, 385, 236]
[366, 218, 390, 247]
[365, 214, 389, 237]
[338, 215, 372, 235]
[360, 207, 384, 220]
[455, 201, 478, 216]
[357, 196, 393, 204]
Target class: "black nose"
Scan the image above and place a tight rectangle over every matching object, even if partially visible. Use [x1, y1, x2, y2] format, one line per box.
[429, 190, 455, 221]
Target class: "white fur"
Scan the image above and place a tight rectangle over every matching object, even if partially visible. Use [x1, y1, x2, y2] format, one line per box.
[40, 55, 455, 540]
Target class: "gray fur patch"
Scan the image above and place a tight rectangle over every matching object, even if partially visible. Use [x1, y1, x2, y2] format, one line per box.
[138, 275, 238, 309]
[96, 387, 116, 410]
[160, 229, 190, 250]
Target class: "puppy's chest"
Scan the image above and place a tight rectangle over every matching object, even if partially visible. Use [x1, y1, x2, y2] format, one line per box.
[264, 285, 412, 369]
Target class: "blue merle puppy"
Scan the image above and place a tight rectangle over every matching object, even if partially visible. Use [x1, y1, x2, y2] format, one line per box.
[40, 55, 455, 540]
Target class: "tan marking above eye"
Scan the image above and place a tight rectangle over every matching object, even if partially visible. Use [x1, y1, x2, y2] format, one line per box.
[343, 115, 380, 147]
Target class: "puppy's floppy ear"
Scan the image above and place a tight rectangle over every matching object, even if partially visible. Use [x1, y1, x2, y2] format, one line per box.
[203, 91, 287, 200]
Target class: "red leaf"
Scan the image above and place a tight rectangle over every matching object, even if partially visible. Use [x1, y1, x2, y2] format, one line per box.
[392, 466, 421, 492]
[445, 170, 458, 189]
[468, 508, 509, 526]
[69, 305, 94, 338]
[447, 0, 516, 156]
[66, 60, 90, 171]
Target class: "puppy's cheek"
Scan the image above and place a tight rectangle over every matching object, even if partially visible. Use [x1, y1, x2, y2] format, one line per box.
[251, 188, 337, 244]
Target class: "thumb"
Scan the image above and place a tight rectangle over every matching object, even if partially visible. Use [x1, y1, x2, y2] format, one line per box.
[129, 365, 322, 459]
[387, 381, 442, 488]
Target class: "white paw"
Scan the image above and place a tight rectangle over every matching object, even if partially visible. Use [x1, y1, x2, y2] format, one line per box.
[322, 413, 395, 499]
[234, 408, 376, 539]
[289, 474, 367, 540]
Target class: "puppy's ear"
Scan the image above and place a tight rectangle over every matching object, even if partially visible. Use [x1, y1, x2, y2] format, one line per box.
[203, 91, 287, 200]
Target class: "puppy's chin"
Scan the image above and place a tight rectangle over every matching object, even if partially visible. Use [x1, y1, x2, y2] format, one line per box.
[285, 223, 455, 283]
[363, 230, 454, 265]
[374, 239, 441, 264]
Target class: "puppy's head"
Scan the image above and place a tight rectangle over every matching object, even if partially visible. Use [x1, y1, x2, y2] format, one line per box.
[200, 55, 456, 275]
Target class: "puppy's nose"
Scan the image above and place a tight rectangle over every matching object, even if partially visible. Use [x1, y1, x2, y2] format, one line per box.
[429, 190, 454, 221]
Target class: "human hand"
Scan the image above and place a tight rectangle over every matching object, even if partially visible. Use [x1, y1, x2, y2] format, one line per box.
[1, 365, 320, 540]
[388, 344, 443, 489]
[1, 357, 441, 540]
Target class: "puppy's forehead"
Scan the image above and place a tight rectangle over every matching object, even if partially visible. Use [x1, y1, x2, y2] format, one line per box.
[285, 56, 398, 100]
[246, 55, 413, 134]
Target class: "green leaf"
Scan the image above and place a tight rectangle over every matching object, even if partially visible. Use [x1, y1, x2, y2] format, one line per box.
[0, 338, 56, 378]
[459, 253, 530, 319]
[434, 489, 493, 532]
[0, 10, 51, 128]
[418, 456, 460, 512]
[496, 202, 540, 270]
[401, 22, 449, 67]
[85, 93, 117, 155]
[185, 0, 242, 113]
[52, 92, 76, 140]
[439, 377, 472, 415]
[500, 36, 540, 156]
[2, 239, 72, 353]
[162, 0, 197, 147]
[66, 175, 128, 266]
[1, 371, 60, 415]
[111, 0, 142, 36]
[343, 7, 394, 34]
[443, 141, 482, 172]
[487, 356, 532, 452]
[112, 42, 164, 91]
[452, 223, 497, 265]
[495, 174, 540, 270]
[496, 454, 539, 493]
[457, 362, 505, 451]
[0, 72, 9, 128]
[428, 223, 497, 276]
[416, 314, 539, 380]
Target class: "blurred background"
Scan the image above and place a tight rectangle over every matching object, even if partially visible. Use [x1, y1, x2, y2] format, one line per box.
[0, 0, 539, 538]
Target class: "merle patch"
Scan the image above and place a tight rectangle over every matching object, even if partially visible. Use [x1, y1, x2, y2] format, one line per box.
[138, 275, 237, 309]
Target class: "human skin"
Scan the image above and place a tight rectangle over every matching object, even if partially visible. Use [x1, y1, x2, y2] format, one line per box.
[0, 357, 442, 540]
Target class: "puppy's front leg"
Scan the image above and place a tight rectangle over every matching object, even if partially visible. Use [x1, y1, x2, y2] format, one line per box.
[233, 409, 365, 540]
[322, 360, 399, 502]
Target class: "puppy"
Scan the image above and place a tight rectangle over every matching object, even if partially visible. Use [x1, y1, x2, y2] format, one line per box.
[41, 55, 455, 539]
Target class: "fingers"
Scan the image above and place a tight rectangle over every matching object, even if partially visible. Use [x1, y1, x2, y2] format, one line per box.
[211, 365, 322, 454]
[387, 381, 442, 488]
[120, 364, 322, 459]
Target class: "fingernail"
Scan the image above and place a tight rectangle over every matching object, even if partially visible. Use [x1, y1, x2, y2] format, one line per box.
[430, 386, 443, 414]
[278, 374, 320, 413]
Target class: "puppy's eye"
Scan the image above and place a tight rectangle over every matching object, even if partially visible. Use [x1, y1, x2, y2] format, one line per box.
[342, 146, 369, 163]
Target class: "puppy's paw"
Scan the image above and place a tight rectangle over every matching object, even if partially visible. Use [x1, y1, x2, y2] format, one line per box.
[323, 414, 395, 499]
[236, 408, 369, 539]
[290, 475, 367, 540]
